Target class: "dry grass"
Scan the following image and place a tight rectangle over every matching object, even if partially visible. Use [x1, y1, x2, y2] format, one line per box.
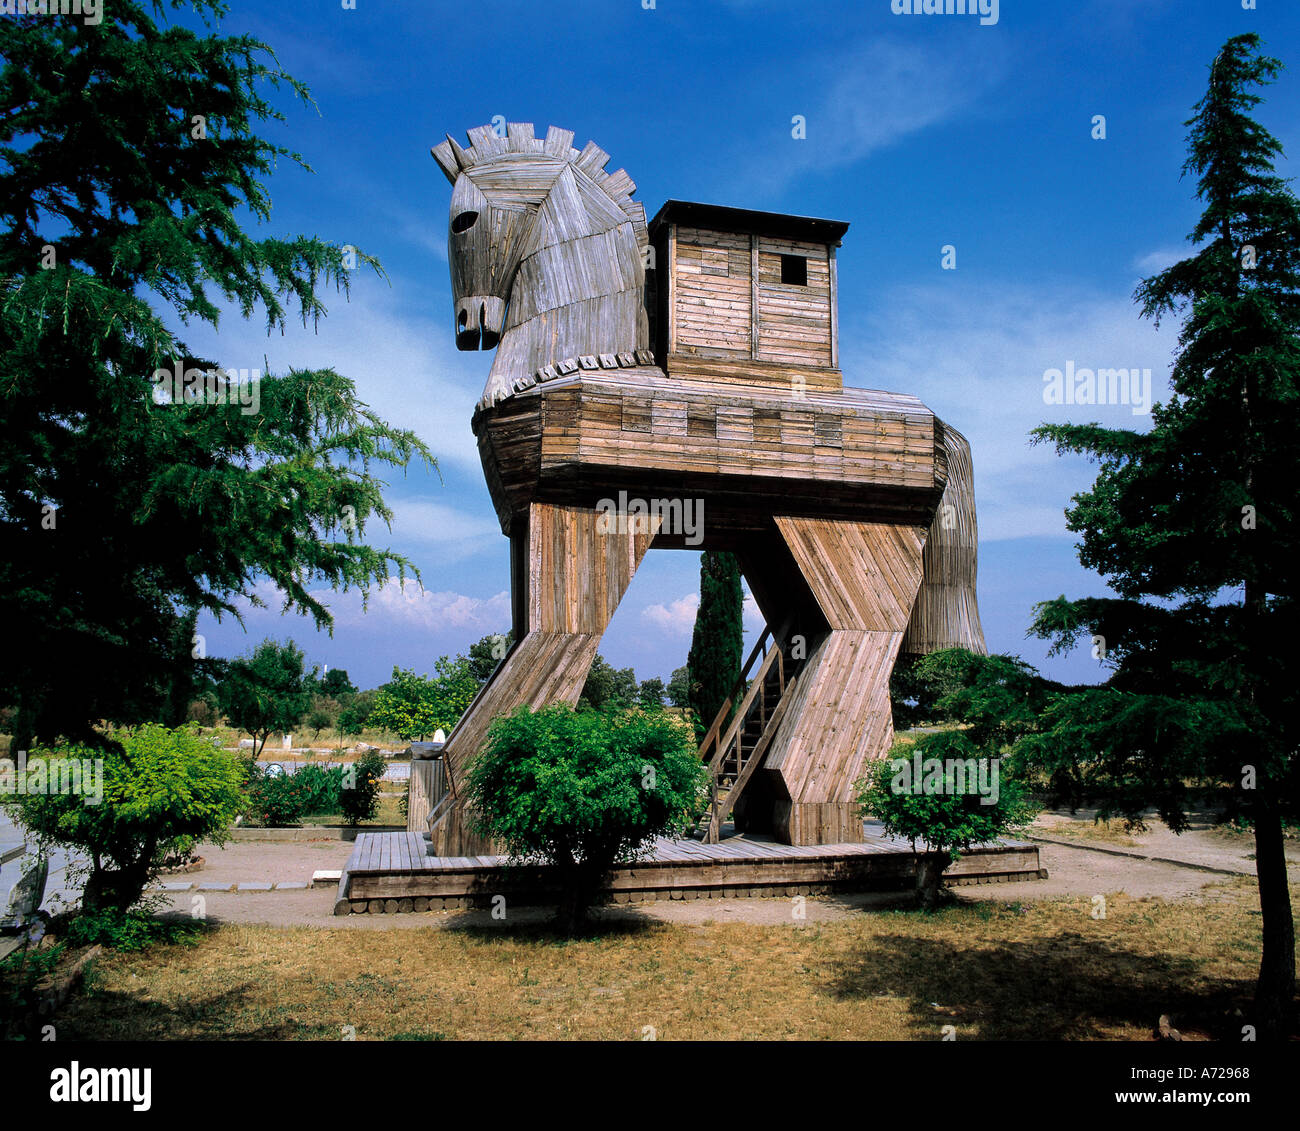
[52, 880, 1290, 1041]
[1036, 818, 1143, 849]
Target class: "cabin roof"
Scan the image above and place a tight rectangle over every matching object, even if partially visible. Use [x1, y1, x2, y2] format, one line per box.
[649, 200, 849, 245]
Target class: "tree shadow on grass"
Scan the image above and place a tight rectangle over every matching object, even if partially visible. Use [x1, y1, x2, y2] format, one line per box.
[440, 906, 669, 945]
[821, 926, 1254, 1040]
[54, 980, 322, 1040]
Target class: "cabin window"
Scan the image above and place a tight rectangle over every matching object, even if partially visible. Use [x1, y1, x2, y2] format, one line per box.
[780, 254, 807, 286]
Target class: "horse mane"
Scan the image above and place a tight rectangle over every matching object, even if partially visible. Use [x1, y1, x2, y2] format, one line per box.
[431, 123, 649, 261]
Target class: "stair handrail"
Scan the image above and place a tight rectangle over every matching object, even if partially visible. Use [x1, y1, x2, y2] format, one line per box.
[699, 627, 804, 842]
[706, 640, 785, 779]
[696, 624, 773, 765]
[706, 681, 798, 841]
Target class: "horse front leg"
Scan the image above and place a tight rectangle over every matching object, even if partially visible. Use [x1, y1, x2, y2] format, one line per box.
[426, 500, 661, 855]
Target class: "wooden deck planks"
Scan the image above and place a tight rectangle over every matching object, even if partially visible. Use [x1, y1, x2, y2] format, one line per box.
[339, 829, 1040, 909]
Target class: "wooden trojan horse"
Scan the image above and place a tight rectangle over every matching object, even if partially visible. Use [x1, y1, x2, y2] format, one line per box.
[419, 123, 985, 853]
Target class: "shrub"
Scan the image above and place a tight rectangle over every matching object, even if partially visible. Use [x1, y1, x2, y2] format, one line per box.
[857, 730, 1036, 907]
[294, 763, 346, 815]
[2, 723, 244, 913]
[243, 764, 311, 827]
[0, 943, 65, 1040]
[340, 750, 387, 826]
[62, 907, 205, 952]
[465, 705, 707, 932]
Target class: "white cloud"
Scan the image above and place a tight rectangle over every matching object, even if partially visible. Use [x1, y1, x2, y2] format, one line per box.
[642, 593, 699, 635]
[641, 585, 764, 637]
[1133, 246, 1186, 275]
[726, 36, 1010, 194]
[221, 577, 509, 634]
[339, 581, 510, 632]
[386, 499, 501, 561]
[845, 282, 1175, 543]
[172, 278, 488, 475]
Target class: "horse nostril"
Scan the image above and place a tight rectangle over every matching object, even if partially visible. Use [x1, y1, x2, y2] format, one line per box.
[457, 309, 468, 329]
[451, 210, 479, 234]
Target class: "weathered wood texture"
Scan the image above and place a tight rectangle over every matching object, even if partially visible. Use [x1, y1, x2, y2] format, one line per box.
[406, 759, 446, 834]
[757, 520, 927, 846]
[429, 501, 660, 850]
[902, 425, 987, 655]
[336, 829, 1041, 913]
[436, 123, 649, 409]
[473, 370, 945, 537]
[649, 203, 845, 388]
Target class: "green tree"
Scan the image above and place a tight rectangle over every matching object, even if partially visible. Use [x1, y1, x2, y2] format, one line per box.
[580, 654, 638, 710]
[638, 677, 667, 710]
[1, 724, 244, 912]
[467, 632, 513, 684]
[337, 688, 377, 742]
[0, 2, 433, 754]
[465, 705, 707, 933]
[305, 694, 339, 741]
[858, 731, 1035, 908]
[317, 669, 357, 698]
[370, 659, 477, 742]
[686, 552, 744, 741]
[217, 639, 311, 757]
[1026, 34, 1300, 1037]
[666, 665, 692, 709]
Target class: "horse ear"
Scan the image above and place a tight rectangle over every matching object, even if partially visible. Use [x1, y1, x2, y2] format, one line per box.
[431, 137, 463, 184]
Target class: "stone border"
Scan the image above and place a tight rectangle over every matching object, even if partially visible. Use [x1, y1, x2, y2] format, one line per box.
[1025, 834, 1251, 877]
[153, 880, 317, 893]
[227, 825, 405, 843]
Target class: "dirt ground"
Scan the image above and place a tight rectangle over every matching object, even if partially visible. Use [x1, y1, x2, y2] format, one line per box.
[166, 809, 1298, 930]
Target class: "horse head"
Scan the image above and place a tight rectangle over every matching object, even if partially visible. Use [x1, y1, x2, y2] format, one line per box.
[433, 123, 651, 409]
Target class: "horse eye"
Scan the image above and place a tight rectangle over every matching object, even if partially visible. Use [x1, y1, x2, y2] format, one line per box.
[451, 210, 479, 234]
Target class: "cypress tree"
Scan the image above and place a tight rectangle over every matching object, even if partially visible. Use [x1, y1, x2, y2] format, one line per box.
[686, 551, 744, 742]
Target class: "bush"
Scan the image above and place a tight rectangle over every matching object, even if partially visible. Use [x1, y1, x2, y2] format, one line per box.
[62, 907, 205, 952]
[857, 730, 1036, 907]
[0, 943, 65, 1040]
[243, 764, 311, 827]
[340, 750, 386, 826]
[1, 723, 244, 913]
[465, 705, 707, 932]
[294, 763, 345, 815]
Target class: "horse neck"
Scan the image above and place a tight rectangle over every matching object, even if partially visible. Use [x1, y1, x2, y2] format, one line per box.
[488, 218, 648, 390]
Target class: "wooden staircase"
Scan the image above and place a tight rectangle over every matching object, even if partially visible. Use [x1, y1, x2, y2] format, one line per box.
[695, 626, 800, 843]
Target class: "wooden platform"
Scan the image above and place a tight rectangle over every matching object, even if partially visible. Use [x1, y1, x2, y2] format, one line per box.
[334, 824, 1042, 915]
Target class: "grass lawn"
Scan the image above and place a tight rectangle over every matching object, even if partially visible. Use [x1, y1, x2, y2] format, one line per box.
[51, 879, 1288, 1041]
[1034, 818, 1143, 849]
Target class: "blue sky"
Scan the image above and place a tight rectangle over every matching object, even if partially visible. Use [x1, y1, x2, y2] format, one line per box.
[179, 0, 1300, 690]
